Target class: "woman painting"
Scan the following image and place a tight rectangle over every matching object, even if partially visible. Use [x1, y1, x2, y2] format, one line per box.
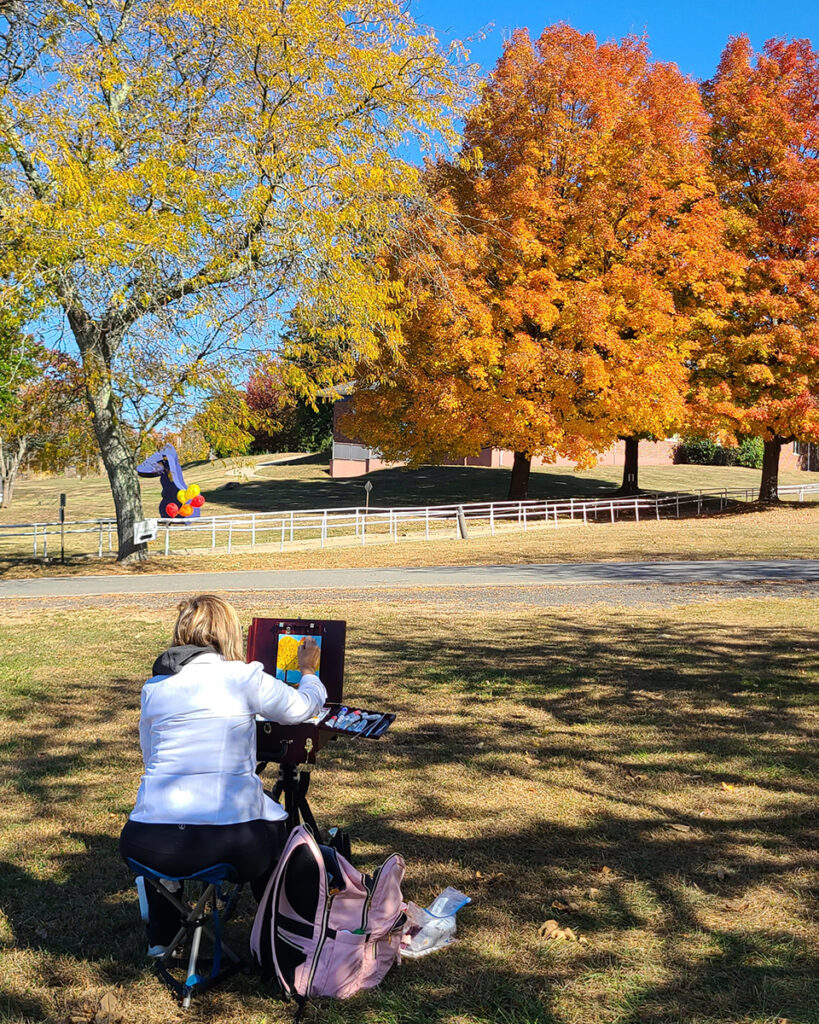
[119, 594, 326, 955]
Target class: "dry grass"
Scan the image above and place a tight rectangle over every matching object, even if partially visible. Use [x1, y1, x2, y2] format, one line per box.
[2, 452, 817, 527]
[2, 503, 819, 580]
[1, 593, 817, 1024]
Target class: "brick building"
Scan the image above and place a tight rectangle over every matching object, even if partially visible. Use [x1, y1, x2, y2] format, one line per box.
[328, 395, 809, 478]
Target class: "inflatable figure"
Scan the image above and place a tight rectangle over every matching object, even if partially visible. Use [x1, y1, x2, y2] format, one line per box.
[137, 443, 206, 520]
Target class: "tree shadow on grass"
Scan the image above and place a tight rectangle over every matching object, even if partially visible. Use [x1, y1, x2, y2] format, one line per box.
[204, 463, 633, 514]
[1, 613, 817, 1023]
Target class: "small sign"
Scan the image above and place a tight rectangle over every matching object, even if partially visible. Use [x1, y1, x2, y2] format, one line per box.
[133, 518, 158, 544]
[364, 481, 373, 493]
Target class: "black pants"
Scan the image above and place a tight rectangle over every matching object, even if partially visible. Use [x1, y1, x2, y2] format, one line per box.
[120, 818, 286, 946]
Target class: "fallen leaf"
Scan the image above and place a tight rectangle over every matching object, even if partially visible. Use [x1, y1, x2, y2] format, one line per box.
[98, 995, 118, 1015]
[587, 887, 600, 897]
[563, 927, 577, 941]
[598, 866, 613, 877]
[721, 782, 736, 792]
[551, 900, 569, 911]
[669, 823, 692, 832]
[568, 901, 580, 912]
[578, 935, 589, 945]
[538, 919, 560, 938]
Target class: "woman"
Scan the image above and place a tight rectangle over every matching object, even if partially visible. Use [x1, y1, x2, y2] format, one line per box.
[119, 594, 327, 955]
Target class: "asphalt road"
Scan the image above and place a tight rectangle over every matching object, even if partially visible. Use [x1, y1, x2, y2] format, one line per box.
[2, 559, 819, 599]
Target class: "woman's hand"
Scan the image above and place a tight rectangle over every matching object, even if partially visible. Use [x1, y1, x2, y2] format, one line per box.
[297, 637, 321, 676]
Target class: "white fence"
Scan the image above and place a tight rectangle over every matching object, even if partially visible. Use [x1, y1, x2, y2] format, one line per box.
[3, 482, 819, 561]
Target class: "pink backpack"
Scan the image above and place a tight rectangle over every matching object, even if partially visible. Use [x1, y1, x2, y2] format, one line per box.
[251, 826, 406, 1007]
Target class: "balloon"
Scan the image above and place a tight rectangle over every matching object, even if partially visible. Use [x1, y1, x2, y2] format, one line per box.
[177, 489, 187, 504]
[186, 484, 200, 499]
[165, 503, 179, 518]
[179, 503, 193, 517]
[190, 494, 205, 508]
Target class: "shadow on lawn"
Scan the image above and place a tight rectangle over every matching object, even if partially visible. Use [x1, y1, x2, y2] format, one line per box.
[1, 616, 817, 1022]
[205, 462, 632, 513]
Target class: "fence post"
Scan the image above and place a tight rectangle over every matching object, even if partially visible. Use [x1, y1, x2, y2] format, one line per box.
[280, 519, 285, 551]
[32, 525, 37, 557]
[252, 514, 256, 547]
[228, 521, 233, 554]
[392, 509, 398, 542]
[321, 510, 327, 548]
[290, 511, 294, 543]
[697, 491, 702, 515]
[634, 499, 639, 523]
[676, 494, 680, 518]
[610, 501, 615, 524]
[518, 502, 522, 524]
[425, 507, 430, 539]
[165, 524, 170, 556]
[800, 488, 805, 502]
[490, 504, 495, 536]
[523, 505, 527, 530]
[212, 517, 216, 549]
[655, 496, 660, 521]
[582, 504, 587, 525]
[43, 526, 48, 559]
[98, 521, 103, 557]
[570, 497, 574, 520]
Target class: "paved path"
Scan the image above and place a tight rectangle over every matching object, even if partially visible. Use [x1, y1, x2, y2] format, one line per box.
[2, 559, 819, 599]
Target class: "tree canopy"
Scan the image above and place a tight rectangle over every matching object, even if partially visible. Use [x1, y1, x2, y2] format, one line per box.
[346, 26, 727, 497]
[0, 0, 470, 557]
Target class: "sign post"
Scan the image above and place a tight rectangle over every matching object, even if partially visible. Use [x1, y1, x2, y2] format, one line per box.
[59, 493, 66, 564]
[364, 480, 372, 513]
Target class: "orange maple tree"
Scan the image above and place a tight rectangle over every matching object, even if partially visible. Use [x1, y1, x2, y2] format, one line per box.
[348, 25, 727, 497]
[695, 36, 819, 500]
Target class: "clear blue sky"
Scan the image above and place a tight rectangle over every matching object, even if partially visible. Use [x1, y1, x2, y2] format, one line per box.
[414, 0, 818, 81]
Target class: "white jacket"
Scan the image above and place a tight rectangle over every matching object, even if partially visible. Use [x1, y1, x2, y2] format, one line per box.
[130, 651, 327, 825]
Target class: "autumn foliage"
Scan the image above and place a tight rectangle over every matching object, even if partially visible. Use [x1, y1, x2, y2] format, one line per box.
[347, 26, 727, 497]
[695, 36, 819, 499]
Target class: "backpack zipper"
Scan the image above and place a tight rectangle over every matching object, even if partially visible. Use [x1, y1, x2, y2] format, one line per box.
[360, 864, 382, 934]
[306, 890, 334, 995]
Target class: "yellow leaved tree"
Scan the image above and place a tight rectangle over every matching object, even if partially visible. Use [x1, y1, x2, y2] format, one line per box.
[0, 0, 469, 559]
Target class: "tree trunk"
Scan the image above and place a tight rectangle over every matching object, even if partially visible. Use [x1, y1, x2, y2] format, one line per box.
[507, 451, 531, 500]
[617, 437, 640, 495]
[82, 359, 147, 563]
[0, 435, 26, 509]
[759, 436, 783, 503]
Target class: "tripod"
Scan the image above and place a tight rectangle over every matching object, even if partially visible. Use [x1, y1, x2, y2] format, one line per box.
[257, 758, 351, 861]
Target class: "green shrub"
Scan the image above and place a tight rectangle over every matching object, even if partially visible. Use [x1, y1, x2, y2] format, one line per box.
[676, 437, 719, 464]
[675, 435, 763, 469]
[734, 436, 764, 468]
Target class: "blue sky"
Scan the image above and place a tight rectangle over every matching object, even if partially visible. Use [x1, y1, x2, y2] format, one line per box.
[414, 0, 818, 81]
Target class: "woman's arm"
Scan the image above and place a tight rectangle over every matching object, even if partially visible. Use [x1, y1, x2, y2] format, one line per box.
[252, 639, 327, 723]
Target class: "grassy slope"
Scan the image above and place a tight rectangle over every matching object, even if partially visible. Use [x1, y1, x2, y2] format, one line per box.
[0, 595, 816, 1024]
[3, 453, 819, 525]
[2, 503, 819, 579]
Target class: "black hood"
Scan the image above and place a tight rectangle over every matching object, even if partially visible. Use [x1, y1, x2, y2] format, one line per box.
[152, 644, 217, 677]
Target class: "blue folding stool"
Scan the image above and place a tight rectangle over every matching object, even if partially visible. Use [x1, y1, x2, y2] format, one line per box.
[126, 859, 244, 1008]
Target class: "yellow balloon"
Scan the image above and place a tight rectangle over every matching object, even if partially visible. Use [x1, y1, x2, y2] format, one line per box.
[177, 489, 186, 504]
[186, 484, 200, 499]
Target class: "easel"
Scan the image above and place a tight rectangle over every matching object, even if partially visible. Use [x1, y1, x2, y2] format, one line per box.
[257, 737, 321, 837]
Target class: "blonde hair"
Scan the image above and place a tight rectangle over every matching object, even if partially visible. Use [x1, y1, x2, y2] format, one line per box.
[173, 594, 244, 662]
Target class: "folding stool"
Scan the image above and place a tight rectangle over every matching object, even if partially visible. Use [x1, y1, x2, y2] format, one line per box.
[126, 859, 244, 1007]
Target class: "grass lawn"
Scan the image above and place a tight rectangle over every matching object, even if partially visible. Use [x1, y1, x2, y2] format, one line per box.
[2, 503, 819, 579]
[3, 453, 819, 527]
[1, 594, 817, 1024]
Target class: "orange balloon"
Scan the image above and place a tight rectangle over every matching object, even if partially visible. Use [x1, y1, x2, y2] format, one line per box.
[178, 503, 193, 517]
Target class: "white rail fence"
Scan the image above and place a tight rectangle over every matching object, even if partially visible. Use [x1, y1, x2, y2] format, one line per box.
[3, 482, 819, 561]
